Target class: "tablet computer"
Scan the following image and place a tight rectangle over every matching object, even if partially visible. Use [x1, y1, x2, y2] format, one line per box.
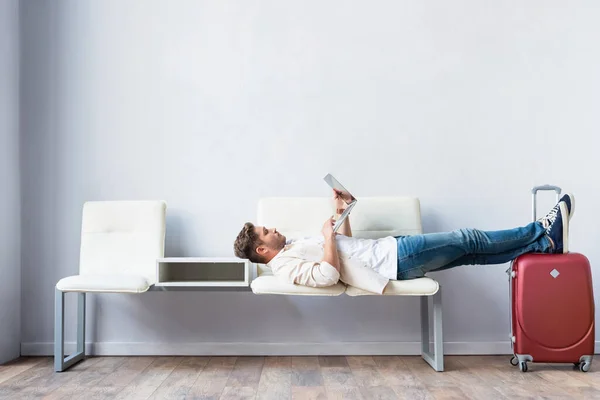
[323, 173, 357, 233]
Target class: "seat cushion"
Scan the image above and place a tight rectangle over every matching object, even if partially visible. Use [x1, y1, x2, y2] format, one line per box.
[56, 274, 150, 293]
[251, 276, 346, 296]
[345, 277, 439, 296]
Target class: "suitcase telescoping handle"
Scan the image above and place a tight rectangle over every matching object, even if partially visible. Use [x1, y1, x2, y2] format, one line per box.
[531, 184, 561, 221]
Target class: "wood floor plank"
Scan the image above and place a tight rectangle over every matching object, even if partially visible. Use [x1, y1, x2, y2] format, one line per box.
[45, 385, 125, 400]
[372, 356, 407, 369]
[149, 357, 211, 399]
[359, 385, 399, 399]
[256, 384, 291, 400]
[292, 357, 323, 387]
[113, 384, 159, 400]
[186, 377, 229, 400]
[349, 366, 387, 387]
[263, 357, 291, 368]
[558, 386, 600, 399]
[220, 386, 257, 400]
[259, 364, 292, 387]
[1, 357, 78, 398]
[325, 386, 364, 400]
[318, 356, 348, 368]
[113, 357, 184, 400]
[97, 357, 156, 388]
[66, 356, 105, 371]
[492, 372, 574, 399]
[225, 357, 264, 388]
[536, 367, 591, 388]
[291, 369, 324, 387]
[391, 385, 434, 400]
[0, 357, 53, 386]
[403, 359, 458, 388]
[549, 364, 600, 389]
[0, 357, 47, 385]
[445, 357, 487, 387]
[186, 357, 237, 400]
[292, 357, 321, 369]
[345, 356, 377, 369]
[291, 386, 327, 400]
[427, 386, 468, 400]
[47, 356, 130, 392]
[376, 367, 422, 387]
[321, 367, 358, 388]
[257, 356, 291, 400]
[455, 385, 507, 400]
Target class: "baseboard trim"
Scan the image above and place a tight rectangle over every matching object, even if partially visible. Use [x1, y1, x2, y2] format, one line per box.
[22, 341, 520, 357]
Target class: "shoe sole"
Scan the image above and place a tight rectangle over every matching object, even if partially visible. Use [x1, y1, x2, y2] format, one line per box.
[559, 202, 569, 253]
[564, 193, 575, 221]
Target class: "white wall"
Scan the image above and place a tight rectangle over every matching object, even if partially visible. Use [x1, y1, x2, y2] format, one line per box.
[0, 0, 21, 364]
[20, 0, 600, 355]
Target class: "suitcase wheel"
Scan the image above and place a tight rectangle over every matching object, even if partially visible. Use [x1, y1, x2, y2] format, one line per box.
[579, 362, 591, 373]
[519, 361, 528, 372]
[510, 356, 518, 366]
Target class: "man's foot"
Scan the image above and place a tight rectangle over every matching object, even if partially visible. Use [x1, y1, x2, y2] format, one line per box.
[560, 193, 575, 221]
[539, 201, 569, 254]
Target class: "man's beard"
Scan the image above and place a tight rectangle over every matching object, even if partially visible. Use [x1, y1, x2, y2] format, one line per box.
[276, 235, 286, 249]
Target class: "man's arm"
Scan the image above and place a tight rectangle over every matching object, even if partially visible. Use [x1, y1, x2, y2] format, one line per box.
[321, 217, 341, 272]
[337, 212, 352, 237]
[273, 258, 340, 287]
[270, 217, 341, 288]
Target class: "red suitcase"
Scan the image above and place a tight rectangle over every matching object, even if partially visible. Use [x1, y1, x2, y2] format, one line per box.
[509, 185, 595, 372]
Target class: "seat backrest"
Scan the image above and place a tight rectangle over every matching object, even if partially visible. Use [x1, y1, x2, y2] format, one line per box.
[79, 201, 167, 284]
[256, 197, 422, 276]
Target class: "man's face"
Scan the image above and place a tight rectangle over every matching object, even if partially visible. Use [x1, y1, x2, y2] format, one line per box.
[254, 226, 286, 252]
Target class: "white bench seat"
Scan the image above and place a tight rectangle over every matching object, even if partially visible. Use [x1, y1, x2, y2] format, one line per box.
[251, 276, 346, 296]
[56, 274, 150, 294]
[346, 277, 439, 296]
[251, 276, 439, 297]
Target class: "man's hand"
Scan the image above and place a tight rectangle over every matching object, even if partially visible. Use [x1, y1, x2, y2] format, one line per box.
[332, 190, 352, 238]
[321, 217, 336, 239]
[333, 189, 347, 215]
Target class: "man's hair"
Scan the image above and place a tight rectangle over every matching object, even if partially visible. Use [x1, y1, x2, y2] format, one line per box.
[233, 222, 266, 264]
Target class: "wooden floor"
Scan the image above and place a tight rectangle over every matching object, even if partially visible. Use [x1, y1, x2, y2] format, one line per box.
[1, 356, 599, 399]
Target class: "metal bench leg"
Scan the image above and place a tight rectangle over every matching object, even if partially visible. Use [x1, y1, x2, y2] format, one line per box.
[54, 289, 86, 372]
[420, 287, 444, 371]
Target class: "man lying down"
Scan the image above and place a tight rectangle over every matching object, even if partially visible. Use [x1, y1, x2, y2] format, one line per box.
[233, 191, 574, 294]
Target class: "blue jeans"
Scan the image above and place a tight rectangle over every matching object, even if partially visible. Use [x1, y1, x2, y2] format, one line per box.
[396, 221, 552, 280]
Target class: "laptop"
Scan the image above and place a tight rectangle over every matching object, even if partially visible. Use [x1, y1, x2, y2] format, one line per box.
[323, 173, 357, 233]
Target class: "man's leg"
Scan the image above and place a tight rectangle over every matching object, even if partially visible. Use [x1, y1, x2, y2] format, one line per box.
[396, 221, 550, 280]
[396, 198, 570, 280]
[433, 235, 551, 272]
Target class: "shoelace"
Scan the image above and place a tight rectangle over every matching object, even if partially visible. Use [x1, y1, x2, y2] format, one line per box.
[539, 205, 559, 231]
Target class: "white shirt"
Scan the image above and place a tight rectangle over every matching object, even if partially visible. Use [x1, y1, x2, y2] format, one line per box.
[290, 235, 398, 280]
[267, 234, 397, 290]
[267, 234, 393, 293]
